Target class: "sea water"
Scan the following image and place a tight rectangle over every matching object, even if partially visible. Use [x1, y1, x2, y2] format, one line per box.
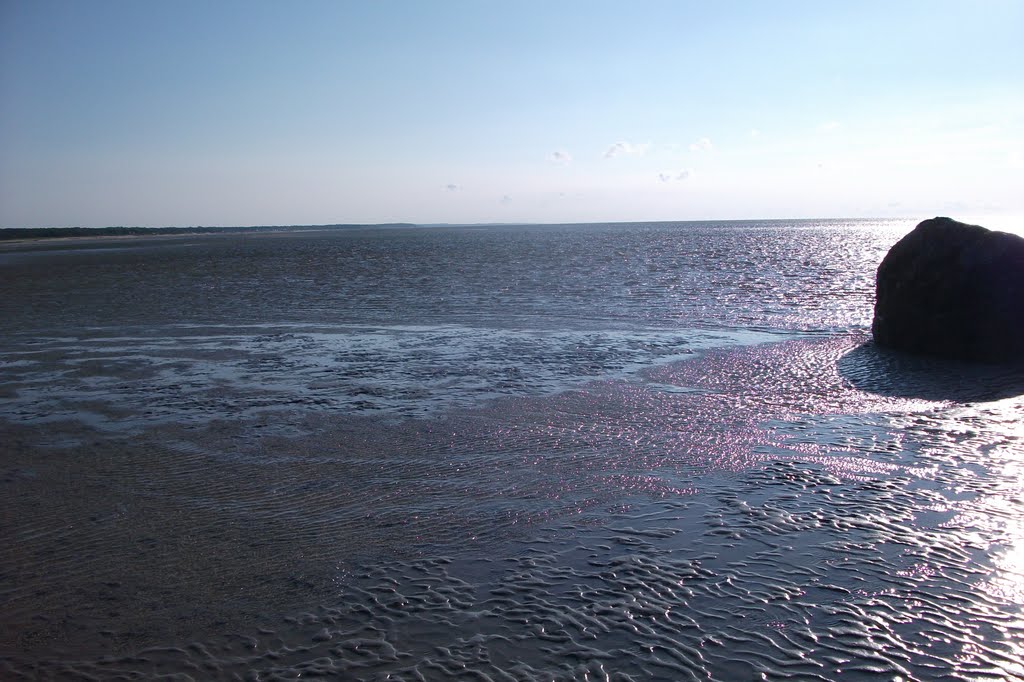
[1, 220, 1023, 680]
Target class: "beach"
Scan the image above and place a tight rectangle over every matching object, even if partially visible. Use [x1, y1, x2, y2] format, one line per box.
[3, 221, 1023, 679]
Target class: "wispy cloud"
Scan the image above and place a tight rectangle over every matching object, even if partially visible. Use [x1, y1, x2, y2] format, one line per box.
[659, 169, 693, 182]
[817, 121, 841, 132]
[604, 141, 650, 159]
[549, 150, 572, 164]
[689, 137, 713, 152]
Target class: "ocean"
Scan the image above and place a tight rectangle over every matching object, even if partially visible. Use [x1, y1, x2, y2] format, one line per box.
[2, 219, 1023, 680]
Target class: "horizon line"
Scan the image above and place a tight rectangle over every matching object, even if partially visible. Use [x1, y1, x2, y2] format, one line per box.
[0, 216, 926, 233]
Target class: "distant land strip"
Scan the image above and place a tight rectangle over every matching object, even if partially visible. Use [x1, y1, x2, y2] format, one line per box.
[0, 224, 417, 241]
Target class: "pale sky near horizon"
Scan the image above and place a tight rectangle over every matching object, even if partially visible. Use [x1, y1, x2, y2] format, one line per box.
[1, 0, 1022, 228]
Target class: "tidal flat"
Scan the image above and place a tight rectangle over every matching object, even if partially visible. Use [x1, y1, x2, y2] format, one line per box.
[2, 222, 1023, 679]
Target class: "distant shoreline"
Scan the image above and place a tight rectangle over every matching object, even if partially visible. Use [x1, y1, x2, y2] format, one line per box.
[0, 217, 911, 246]
[0, 223, 418, 244]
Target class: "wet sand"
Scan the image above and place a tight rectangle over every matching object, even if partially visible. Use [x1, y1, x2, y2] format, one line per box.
[3, 335, 1024, 679]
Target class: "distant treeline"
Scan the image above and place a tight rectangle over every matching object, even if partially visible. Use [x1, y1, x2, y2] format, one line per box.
[0, 224, 417, 241]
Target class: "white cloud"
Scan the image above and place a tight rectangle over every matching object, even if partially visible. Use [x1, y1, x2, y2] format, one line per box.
[659, 169, 693, 182]
[550, 150, 572, 164]
[818, 121, 841, 132]
[445, 183, 459, 191]
[604, 141, 651, 158]
[689, 137, 713, 152]
[500, 194, 512, 204]
[749, 129, 761, 138]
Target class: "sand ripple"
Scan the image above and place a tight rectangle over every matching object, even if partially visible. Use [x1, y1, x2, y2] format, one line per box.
[3, 334, 1024, 679]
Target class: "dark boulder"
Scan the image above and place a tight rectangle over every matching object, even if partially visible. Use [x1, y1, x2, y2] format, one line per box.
[872, 217, 1024, 363]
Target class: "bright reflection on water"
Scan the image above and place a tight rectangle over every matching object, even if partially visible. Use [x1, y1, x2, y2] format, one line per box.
[969, 399, 1024, 606]
[959, 214, 1024, 237]
[2, 219, 1023, 680]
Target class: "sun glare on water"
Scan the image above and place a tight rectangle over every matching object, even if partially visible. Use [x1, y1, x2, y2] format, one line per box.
[959, 214, 1024, 237]
[978, 398, 1024, 605]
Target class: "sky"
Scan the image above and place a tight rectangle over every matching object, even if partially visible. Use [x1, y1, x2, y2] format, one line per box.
[1, 0, 1022, 228]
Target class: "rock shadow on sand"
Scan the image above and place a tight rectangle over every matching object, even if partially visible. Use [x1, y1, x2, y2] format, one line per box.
[838, 340, 1024, 403]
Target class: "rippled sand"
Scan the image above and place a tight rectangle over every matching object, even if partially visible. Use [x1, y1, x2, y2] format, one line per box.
[3, 333, 1024, 680]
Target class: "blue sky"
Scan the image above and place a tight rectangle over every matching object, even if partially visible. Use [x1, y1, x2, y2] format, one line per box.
[1, 0, 1021, 227]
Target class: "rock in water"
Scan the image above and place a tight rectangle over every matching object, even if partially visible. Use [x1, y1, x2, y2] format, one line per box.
[872, 217, 1024, 363]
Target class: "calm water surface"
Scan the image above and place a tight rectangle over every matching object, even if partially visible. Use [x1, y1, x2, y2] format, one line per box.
[2, 220, 1023, 680]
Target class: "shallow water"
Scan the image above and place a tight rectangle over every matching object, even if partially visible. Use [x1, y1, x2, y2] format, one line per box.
[2, 220, 1023, 680]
